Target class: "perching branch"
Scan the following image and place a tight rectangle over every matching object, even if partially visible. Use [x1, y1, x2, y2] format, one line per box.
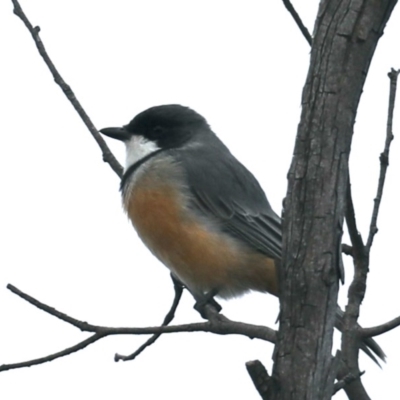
[281, 0, 312, 45]
[0, 333, 106, 373]
[0, 284, 276, 373]
[11, 0, 123, 178]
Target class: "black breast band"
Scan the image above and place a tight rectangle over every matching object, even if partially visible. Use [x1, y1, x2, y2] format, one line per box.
[120, 149, 165, 192]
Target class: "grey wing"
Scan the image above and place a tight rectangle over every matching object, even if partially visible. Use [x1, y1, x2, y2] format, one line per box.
[173, 133, 282, 260]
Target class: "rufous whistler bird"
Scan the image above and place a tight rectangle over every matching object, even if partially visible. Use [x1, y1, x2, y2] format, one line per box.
[100, 104, 384, 364]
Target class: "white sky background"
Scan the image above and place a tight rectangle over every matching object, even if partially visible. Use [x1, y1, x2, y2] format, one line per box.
[1, 1, 399, 399]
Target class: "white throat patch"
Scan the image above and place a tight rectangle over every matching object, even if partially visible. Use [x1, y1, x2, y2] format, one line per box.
[124, 135, 160, 172]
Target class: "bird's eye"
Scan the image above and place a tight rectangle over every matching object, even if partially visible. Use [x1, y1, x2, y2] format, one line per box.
[151, 125, 165, 137]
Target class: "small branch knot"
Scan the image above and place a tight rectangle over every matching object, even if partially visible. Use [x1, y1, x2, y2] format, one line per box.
[342, 244, 354, 257]
[388, 68, 400, 79]
[379, 152, 389, 166]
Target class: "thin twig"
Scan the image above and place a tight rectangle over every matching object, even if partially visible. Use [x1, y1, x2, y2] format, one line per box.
[0, 334, 104, 372]
[1, 284, 276, 372]
[339, 69, 400, 400]
[366, 68, 399, 250]
[282, 0, 312, 46]
[6, 285, 275, 340]
[115, 276, 184, 361]
[7, 284, 100, 331]
[362, 315, 400, 338]
[11, 0, 123, 177]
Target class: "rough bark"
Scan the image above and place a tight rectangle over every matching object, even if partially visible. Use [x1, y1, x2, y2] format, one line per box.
[268, 1, 397, 399]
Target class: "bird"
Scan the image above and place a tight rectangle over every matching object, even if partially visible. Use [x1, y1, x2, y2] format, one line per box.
[100, 104, 384, 364]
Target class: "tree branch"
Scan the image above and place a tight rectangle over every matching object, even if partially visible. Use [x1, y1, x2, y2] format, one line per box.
[362, 315, 400, 338]
[1, 284, 276, 372]
[366, 68, 399, 250]
[115, 275, 184, 362]
[246, 360, 271, 400]
[0, 334, 105, 373]
[282, 0, 312, 45]
[11, 0, 123, 178]
[339, 67, 400, 400]
[339, 156, 371, 400]
[332, 371, 365, 395]
[341, 243, 354, 257]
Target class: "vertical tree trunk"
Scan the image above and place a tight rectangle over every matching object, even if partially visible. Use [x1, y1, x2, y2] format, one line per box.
[269, 1, 397, 399]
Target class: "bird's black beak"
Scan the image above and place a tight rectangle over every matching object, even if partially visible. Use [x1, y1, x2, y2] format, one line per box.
[100, 127, 131, 141]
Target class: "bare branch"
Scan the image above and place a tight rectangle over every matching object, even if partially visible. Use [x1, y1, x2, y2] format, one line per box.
[7, 284, 275, 340]
[339, 67, 400, 400]
[11, 0, 123, 178]
[246, 360, 271, 400]
[0, 334, 104, 373]
[2, 284, 276, 372]
[362, 315, 400, 338]
[115, 276, 184, 362]
[7, 284, 99, 331]
[366, 68, 399, 249]
[333, 371, 365, 395]
[282, 0, 312, 46]
[341, 243, 353, 257]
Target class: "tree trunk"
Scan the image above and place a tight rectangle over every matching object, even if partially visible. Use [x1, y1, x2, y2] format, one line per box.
[268, 1, 397, 399]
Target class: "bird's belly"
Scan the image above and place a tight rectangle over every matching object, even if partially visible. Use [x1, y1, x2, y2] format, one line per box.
[125, 182, 278, 298]
[125, 184, 235, 293]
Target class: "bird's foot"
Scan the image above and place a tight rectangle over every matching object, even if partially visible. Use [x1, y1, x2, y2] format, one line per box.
[194, 289, 222, 319]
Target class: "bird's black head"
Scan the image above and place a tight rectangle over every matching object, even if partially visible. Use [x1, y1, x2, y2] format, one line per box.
[100, 104, 209, 149]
